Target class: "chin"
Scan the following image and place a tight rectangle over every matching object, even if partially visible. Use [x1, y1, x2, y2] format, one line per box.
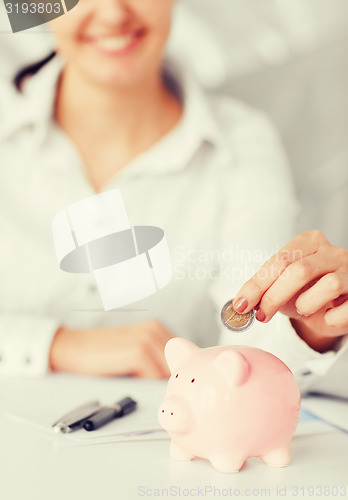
[81, 57, 159, 89]
[88, 69, 149, 89]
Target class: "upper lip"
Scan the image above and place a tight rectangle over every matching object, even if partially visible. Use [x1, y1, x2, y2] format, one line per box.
[84, 29, 145, 40]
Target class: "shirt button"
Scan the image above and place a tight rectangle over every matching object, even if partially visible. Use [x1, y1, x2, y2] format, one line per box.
[88, 284, 97, 293]
[24, 355, 31, 365]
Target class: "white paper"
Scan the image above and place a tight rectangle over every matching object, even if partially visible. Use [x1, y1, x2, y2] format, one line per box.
[0, 375, 168, 446]
[0, 375, 340, 448]
[301, 396, 348, 433]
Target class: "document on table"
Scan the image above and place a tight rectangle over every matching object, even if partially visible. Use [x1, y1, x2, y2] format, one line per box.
[301, 395, 348, 433]
[0, 374, 168, 446]
[0, 374, 341, 447]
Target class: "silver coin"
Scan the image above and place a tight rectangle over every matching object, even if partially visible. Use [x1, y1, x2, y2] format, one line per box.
[221, 299, 255, 332]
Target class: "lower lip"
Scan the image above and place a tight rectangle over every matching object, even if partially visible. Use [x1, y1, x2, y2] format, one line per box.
[86, 32, 145, 57]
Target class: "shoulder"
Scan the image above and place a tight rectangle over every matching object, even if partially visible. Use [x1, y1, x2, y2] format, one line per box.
[0, 75, 23, 105]
[169, 60, 282, 155]
[204, 92, 290, 179]
[0, 78, 24, 143]
[0, 56, 61, 145]
[0, 78, 18, 109]
[206, 93, 283, 150]
[204, 93, 299, 210]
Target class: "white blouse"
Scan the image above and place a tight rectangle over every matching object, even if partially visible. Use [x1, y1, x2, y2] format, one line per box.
[0, 56, 346, 394]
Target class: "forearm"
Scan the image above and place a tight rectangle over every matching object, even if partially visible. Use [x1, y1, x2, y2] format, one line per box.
[49, 326, 93, 373]
[49, 326, 122, 375]
[49, 320, 173, 378]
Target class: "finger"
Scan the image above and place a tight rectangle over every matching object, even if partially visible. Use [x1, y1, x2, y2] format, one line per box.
[129, 322, 173, 378]
[295, 273, 348, 316]
[108, 349, 163, 378]
[116, 334, 164, 379]
[144, 322, 174, 375]
[149, 340, 171, 378]
[241, 249, 338, 321]
[233, 231, 329, 313]
[157, 327, 175, 344]
[149, 322, 175, 369]
[133, 351, 166, 379]
[324, 300, 348, 330]
[233, 250, 293, 313]
[143, 320, 175, 343]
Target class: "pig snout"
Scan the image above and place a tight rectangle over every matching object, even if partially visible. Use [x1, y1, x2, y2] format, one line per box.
[158, 397, 192, 434]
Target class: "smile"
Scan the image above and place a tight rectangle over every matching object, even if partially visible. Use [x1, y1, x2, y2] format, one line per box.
[86, 30, 145, 55]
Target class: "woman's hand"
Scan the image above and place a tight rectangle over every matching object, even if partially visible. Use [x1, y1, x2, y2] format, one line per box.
[49, 320, 174, 378]
[233, 230, 348, 353]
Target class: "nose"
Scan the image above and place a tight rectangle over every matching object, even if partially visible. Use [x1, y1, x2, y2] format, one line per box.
[159, 400, 178, 417]
[158, 399, 191, 434]
[98, 0, 132, 26]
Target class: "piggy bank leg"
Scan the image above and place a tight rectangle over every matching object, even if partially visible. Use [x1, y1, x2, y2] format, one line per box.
[170, 440, 195, 461]
[261, 446, 291, 468]
[210, 454, 246, 473]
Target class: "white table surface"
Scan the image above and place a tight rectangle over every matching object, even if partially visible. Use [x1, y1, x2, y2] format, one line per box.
[0, 375, 347, 500]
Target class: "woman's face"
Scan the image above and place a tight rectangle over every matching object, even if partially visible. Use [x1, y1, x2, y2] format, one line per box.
[50, 0, 175, 87]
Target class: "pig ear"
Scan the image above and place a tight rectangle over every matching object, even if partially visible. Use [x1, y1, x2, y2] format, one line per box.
[212, 350, 250, 387]
[164, 338, 200, 375]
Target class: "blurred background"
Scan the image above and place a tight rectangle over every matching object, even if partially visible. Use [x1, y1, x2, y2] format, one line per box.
[1, 0, 347, 248]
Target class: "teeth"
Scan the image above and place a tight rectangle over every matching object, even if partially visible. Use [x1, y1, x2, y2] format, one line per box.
[95, 34, 135, 51]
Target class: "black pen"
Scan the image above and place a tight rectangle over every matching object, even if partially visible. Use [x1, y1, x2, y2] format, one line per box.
[83, 397, 137, 431]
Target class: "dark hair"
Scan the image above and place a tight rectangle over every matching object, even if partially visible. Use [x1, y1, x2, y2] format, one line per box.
[14, 51, 57, 91]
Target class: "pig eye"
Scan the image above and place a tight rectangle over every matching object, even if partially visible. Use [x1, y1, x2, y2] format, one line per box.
[175, 374, 178, 378]
[191, 378, 195, 383]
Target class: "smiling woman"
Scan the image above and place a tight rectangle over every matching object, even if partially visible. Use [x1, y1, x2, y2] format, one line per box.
[1, 0, 348, 392]
[50, 0, 175, 87]
[48, 0, 182, 191]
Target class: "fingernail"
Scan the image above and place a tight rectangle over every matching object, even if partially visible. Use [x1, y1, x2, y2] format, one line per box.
[234, 298, 248, 313]
[296, 307, 310, 318]
[256, 309, 266, 322]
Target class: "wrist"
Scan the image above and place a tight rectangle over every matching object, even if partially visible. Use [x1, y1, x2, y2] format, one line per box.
[49, 326, 91, 373]
[290, 318, 341, 353]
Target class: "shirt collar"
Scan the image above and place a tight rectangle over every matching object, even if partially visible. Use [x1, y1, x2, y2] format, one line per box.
[0, 55, 224, 169]
[116, 61, 226, 178]
[162, 59, 225, 167]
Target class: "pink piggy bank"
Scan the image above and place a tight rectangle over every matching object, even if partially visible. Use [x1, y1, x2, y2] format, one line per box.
[158, 338, 301, 473]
